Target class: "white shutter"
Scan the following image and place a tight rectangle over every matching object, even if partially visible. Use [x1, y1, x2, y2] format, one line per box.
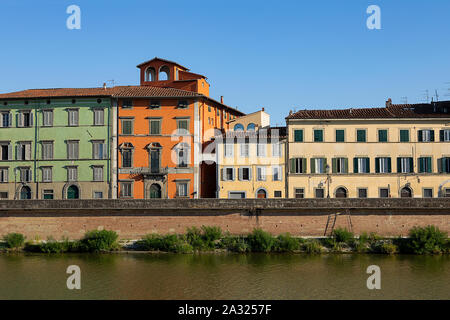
[238, 168, 243, 181]
[248, 167, 252, 180]
[8, 144, 13, 160]
[93, 143, 98, 159]
[231, 168, 235, 181]
[25, 143, 31, 160]
[19, 113, 24, 127]
[102, 143, 107, 159]
[221, 168, 226, 181]
[29, 112, 33, 126]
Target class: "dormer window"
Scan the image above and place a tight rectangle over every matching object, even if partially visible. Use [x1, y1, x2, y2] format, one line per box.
[145, 67, 156, 81]
[178, 100, 188, 109]
[158, 65, 170, 81]
[149, 100, 161, 109]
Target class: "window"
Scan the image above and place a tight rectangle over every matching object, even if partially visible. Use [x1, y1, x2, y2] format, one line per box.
[121, 149, 133, 168]
[43, 189, 54, 199]
[233, 124, 244, 131]
[440, 129, 450, 142]
[438, 157, 450, 173]
[353, 157, 370, 173]
[223, 167, 234, 181]
[149, 119, 161, 135]
[294, 129, 303, 142]
[42, 141, 53, 160]
[178, 100, 188, 109]
[19, 167, 32, 183]
[93, 109, 104, 126]
[120, 182, 133, 198]
[311, 158, 327, 174]
[335, 129, 345, 142]
[315, 188, 325, 198]
[378, 129, 388, 142]
[68, 109, 79, 126]
[356, 129, 366, 142]
[240, 143, 249, 157]
[18, 111, 33, 127]
[94, 191, 103, 199]
[41, 167, 52, 182]
[42, 110, 53, 127]
[400, 130, 409, 142]
[176, 143, 189, 167]
[0, 192, 8, 199]
[272, 166, 282, 181]
[93, 166, 103, 181]
[67, 167, 78, 182]
[423, 188, 433, 198]
[313, 129, 323, 142]
[418, 157, 432, 173]
[290, 158, 307, 174]
[0, 167, 8, 182]
[92, 140, 106, 159]
[0, 112, 12, 128]
[375, 157, 391, 173]
[444, 188, 450, 198]
[0, 143, 12, 161]
[379, 188, 389, 198]
[238, 167, 251, 181]
[208, 106, 211, 112]
[274, 191, 282, 198]
[176, 181, 189, 197]
[397, 157, 413, 173]
[272, 143, 282, 157]
[224, 144, 234, 157]
[332, 158, 348, 174]
[122, 99, 133, 108]
[358, 188, 368, 198]
[217, 109, 220, 116]
[67, 141, 79, 160]
[149, 100, 160, 109]
[295, 188, 304, 198]
[418, 129, 434, 142]
[121, 119, 134, 135]
[176, 119, 189, 134]
[256, 144, 266, 157]
[256, 166, 266, 181]
[247, 123, 256, 131]
[17, 142, 32, 160]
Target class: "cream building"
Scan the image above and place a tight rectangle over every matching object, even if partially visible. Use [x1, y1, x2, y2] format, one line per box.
[286, 100, 450, 199]
[216, 109, 286, 198]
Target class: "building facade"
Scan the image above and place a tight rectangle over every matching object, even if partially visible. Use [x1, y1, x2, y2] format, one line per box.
[286, 101, 450, 199]
[0, 90, 113, 199]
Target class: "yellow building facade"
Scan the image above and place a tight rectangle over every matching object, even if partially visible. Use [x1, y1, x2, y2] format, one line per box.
[286, 101, 450, 199]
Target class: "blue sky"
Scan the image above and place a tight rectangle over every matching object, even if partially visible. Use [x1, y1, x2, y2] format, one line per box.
[0, 0, 449, 125]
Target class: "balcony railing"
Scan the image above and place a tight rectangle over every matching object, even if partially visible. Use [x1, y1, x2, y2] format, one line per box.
[129, 167, 168, 175]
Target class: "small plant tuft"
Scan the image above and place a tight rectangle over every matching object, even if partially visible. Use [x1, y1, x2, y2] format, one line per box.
[3, 233, 25, 249]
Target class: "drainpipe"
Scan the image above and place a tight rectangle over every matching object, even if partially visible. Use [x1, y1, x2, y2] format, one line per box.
[34, 99, 39, 199]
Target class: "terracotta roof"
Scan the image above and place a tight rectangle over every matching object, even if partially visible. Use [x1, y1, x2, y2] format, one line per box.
[0, 87, 114, 99]
[112, 86, 201, 98]
[286, 103, 450, 120]
[136, 57, 189, 70]
[216, 126, 287, 140]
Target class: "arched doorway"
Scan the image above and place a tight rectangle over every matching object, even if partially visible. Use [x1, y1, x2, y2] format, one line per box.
[149, 184, 162, 198]
[335, 187, 348, 198]
[67, 185, 79, 199]
[256, 189, 267, 199]
[20, 186, 31, 200]
[401, 187, 412, 198]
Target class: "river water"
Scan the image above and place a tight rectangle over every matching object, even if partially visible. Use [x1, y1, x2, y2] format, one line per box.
[0, 253, 448, 299]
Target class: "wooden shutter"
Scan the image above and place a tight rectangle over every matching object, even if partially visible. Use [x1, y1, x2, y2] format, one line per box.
[409, 158, 414, 173]
[418, 130, 423, 142]
[387, 158, 392, 173]
[221, 168, 225, 181]
[344, 158, 348, 173]
[25, 144, 31, 160]
[290, 158, 296, 173]
[397, 158, 401, 173]
[430, 130, 435, 142]
[332, 158, 337, 173]
[310, 158, 316, 174]
[8, 113, 12, 127]
[238, 168, 242, 181]
[375, 158, 380, 173]
[29, 112, 33, 126]
[419, 158, 424, 173]
[322, 158, 327, 173]
[440, 130, 445, 142]
[301, 158, 307, 173]
[353, 158, 358, 173]
[8, 144, 12, 160]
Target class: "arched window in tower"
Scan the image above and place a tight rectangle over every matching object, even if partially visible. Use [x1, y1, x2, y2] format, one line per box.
[234, 124, 244, 131]
[159, 65, 170, 81]
[247, 123, 256, 131]
[145, 67, 156, 81]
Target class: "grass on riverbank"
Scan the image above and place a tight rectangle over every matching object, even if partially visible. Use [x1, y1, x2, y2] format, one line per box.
[1, 225, 449, 255]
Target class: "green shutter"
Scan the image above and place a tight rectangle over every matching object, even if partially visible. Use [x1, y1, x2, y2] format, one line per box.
[430, 130, 435, 142]
[357, 130, 366, 142]
[353, 158, 358, 173]
[427, 157, 432, 173]
[332, 158, 337, 173]
[290, 158, 296, 173]
[419, 158, 424, 173]
[397, 158, 401, 173]
[302, 158, 307, 173]
[366, 158, 370, 173]
[379, 130, 387, 142]
[409, 158, 414, 173]
[314, 130, 323, 142]
[323, 158, 327, 173]
[344, 158, 348, 173]
[311, 158, 316, 173]
[336, 130, 344, 142]
[387, 158, 392, 173]
[400, 130, 409, 142]
[375, 158, 380, 173]
[440, 130, 445, 142]
[294, 130, 303, 142]
[418, 130, 423, 142]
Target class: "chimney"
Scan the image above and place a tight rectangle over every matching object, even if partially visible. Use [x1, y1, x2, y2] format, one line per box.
[220, 96, 223, 104]
[262, 107, 265, 112]
[103, 83, 107, 90]
[386, 98, 392, 107]
[349, 108, 353, 114]
[289, 110, 293, 115]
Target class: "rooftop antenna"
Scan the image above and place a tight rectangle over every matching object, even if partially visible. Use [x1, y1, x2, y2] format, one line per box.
[420, 89, 430, 103]
[106, 80, 116, 87]
[400, 96, 408, 104]
[434, 89, 439, 102]
[445, 82, 450, 97]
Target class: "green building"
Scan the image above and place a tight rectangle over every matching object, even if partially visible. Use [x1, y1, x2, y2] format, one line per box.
[0, 88, 113, 199]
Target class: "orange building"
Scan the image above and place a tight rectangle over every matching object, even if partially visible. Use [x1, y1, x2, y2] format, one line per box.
[114, 58, 244, 199]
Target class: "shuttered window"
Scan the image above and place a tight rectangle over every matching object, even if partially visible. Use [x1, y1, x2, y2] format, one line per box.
[438, 157, 450, 173]
[93, 109, 104, 126]
[68, 109, 79, 126]
[149, 119, 161, 135]
[176, 182, 188, 197]
[42, 167, 52, 182]
[375, 157, 391, 173]
[256, 144, 266, 157]
[240, 143, 249, 157]
[121, 119, 133, 135]
[0, 168, 8, 183]
[256, 166, 266, 181]
[93, 166, 103, 181]
[272, 143, 282, 157]
[313, 129, 323, 142]
[0, 112, 12, 128]
[92, 141, 106, 159]
[222, 167, 235, 181]
[17, 142, 32, 160]
[418, 130, 434, 142]
[356, 130, 366, 142]
[399, 130, 409, 142]
[378, 130, 388, 142]
[272, 166, 282, 181]
[67, 141, 79, 160]
[0, 143, 13, 161]
[440, 129, 450, 142]
[17, 111, 33, 127]
[122, 149, 132, 168]
[224, 144, 234, 157]
[120, 182, 132, 198]
[418, 157, 432, 173]
[294, 130, 303, 142]
[335, 130, 345, 142]
[353, 157, 370, 173]
[67, 167, 78, 181]
[397, 157, 413, 173]
[311, 158, 327, 174]
[290, 158, 307, 174]
[20, 168, 32, 182]
[332, 158, 348, 174]
[43, 110, 53, 127]
[42, 142, 53, 160]
[238, 167, 251, 181]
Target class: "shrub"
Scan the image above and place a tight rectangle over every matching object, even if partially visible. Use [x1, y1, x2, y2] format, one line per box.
[353, 232, 370, 253]
[201, 226, 222, 249]
[303, 239, 323, 254]
[78, 230, 119, 252]
[39, 237, 72, 253]
[186, 227, 205, 250]
[3, 233, 25, 249]
[247, 228, 275, 252]
[220, 235, 250, 253]
[380, 242, 398, 255]
[333, 228, 354, 244]
[408, 225, 448, 254]
[136, 234, 165, 251]
[275, 233, 301, 252]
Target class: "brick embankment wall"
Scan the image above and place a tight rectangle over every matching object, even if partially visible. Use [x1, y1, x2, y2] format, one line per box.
[0, 199, 448, 239]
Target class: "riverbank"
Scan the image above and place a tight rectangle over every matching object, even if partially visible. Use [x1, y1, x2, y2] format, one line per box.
[1, 225, 449, 255]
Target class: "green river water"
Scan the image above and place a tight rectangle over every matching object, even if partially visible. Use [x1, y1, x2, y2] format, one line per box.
[0, 253, 448, 299]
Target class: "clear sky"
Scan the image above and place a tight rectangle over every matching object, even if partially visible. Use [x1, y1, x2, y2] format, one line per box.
[1, 0, 449, 125]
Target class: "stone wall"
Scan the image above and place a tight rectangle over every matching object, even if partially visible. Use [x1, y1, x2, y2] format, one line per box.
[0, 199, 448, 239]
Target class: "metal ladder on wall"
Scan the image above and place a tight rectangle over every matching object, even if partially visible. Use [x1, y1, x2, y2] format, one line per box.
[324, 210, 353, 236]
